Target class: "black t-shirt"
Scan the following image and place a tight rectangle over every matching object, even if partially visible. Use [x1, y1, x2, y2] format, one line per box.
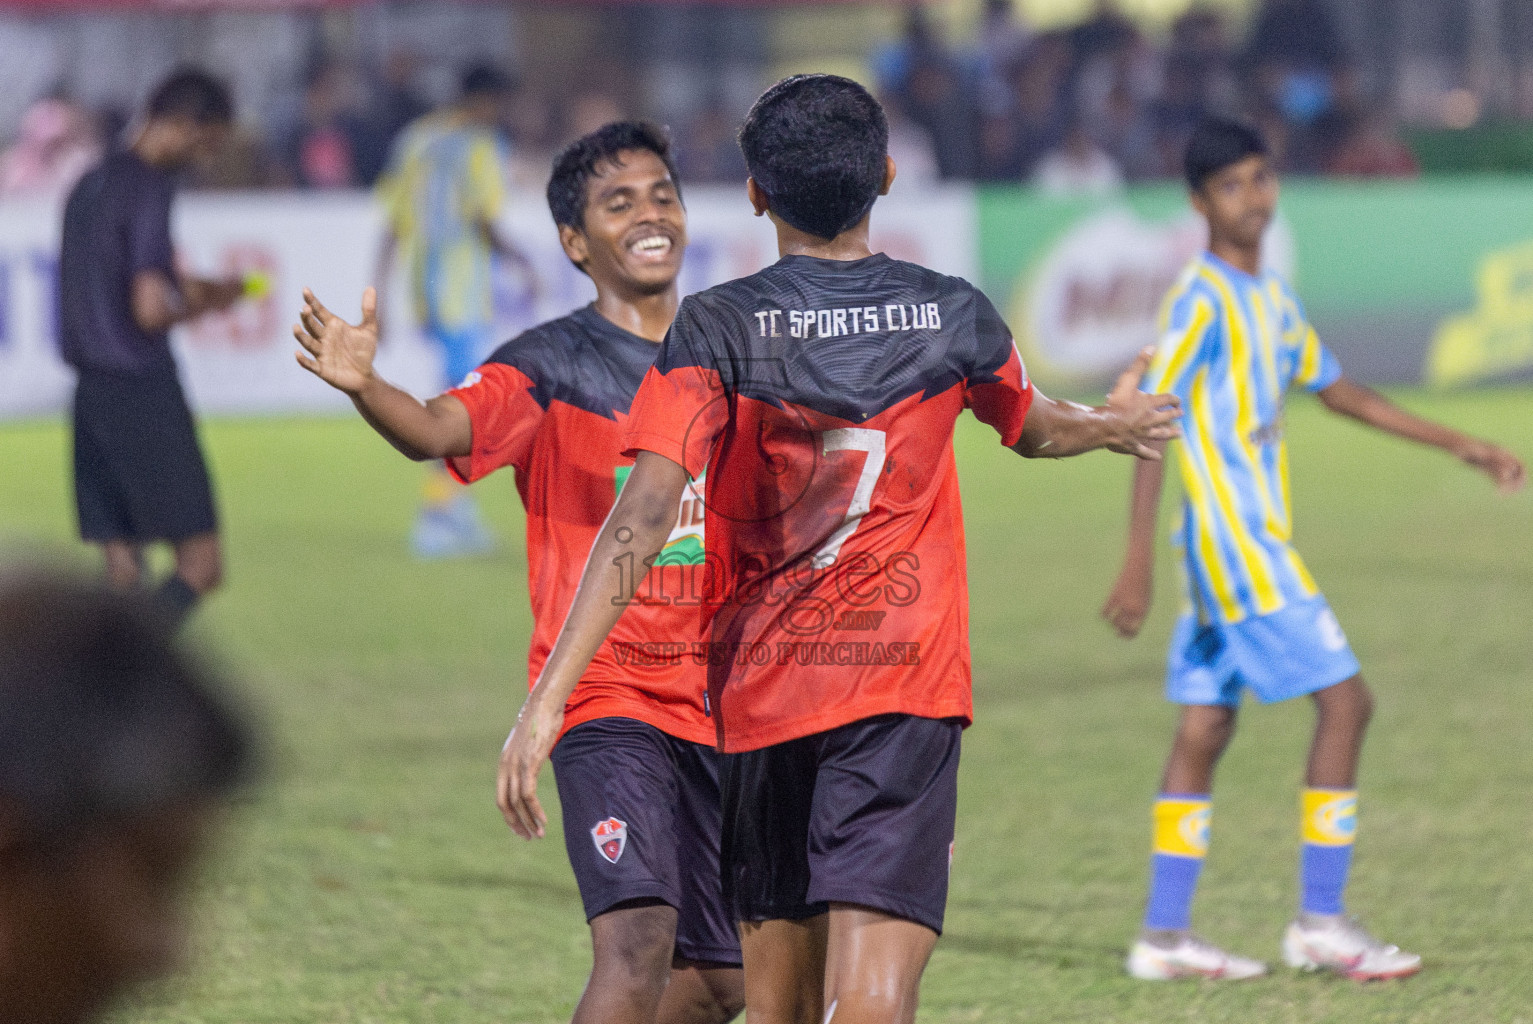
[58, 151, 179, 375]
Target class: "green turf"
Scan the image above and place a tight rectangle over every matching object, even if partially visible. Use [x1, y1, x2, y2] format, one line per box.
[1, 388, 1530, 1023]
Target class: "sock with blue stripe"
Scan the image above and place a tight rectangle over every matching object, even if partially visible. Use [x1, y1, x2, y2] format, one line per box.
[1300, 787, 1357, 915]
[1144, 794, 1212, 931]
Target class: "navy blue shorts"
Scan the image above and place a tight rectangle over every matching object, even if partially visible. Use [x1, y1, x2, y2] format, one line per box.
[721, 713, 961, 935]
[551, 717, 741, 966]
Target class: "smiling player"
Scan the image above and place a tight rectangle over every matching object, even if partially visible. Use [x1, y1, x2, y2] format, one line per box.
[295, 122, 743, 1024]
[1103, 117, 1526, 983]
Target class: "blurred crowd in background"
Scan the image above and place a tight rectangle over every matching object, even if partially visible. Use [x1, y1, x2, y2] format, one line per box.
[0, 0, 1528, 202]
[873, 0, 1423, 193]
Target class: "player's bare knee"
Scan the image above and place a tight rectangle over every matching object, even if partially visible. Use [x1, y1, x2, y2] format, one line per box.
[683, 964, 744, 1023]
[1315, 675, 1373, 731]
[1175, 709, 1236, 760]
[1352, 681, 1375, 729]
[590, 904, 676, 997]
[709, 978, 745, 1021]
[661, 967, 743, 1024]
[825, 988, 915, 1024]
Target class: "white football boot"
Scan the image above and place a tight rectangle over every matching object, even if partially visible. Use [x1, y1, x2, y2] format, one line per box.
[1282, 915, 1422, 981]
[1127, 933, 1269, 981]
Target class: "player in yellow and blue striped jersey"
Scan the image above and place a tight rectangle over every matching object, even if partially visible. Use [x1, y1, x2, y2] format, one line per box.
[375, 65, 533, 558]
[1103, 117, 1526, 983]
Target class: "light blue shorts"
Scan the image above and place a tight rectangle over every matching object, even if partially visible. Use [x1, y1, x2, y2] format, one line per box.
[1166, 595, 1361, 706]
[428, 323, 493, 392]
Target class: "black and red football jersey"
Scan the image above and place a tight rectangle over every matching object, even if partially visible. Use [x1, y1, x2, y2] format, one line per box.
[621, 253, 1033, 752]
[446, 305, 710, 745]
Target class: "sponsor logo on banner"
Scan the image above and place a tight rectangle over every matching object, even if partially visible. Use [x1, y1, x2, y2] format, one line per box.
[1428, 239, 1533, 387]
[591, 817, 628, 864]
[1009, 206, 1293, 387]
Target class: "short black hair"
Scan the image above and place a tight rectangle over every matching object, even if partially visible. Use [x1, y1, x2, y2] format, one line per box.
[0, 572, 255, 846]
[461, 64, 514, 100]
[738, 74, 888, 241]
[1184, 116, 1269, 191]
[146, 68, 234, 125]
[546, 120, 682, 231]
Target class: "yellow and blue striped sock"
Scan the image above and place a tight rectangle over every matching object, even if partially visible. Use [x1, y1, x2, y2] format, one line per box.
[1300, 787, 1356, 915]
[1144, 794, 1211, 931]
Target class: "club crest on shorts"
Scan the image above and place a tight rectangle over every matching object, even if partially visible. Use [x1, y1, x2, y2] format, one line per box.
[591, 817, 628, 864]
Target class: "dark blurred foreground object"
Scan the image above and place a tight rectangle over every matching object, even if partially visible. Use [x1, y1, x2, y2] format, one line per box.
[0, 572, 256, 1024]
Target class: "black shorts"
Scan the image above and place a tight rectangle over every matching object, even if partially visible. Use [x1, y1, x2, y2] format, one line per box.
[551, 717, 741, 966]
[721, 713, 961, 935]
[72, 368, 217, 544]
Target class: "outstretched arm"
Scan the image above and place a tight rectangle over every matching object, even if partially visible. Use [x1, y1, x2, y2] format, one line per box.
[294, 286, 471, 461]
[1102, 444, 1167, 638]
[1318, 378, 1525, 494]
[1012, 348, 1182, 460]
[131, 270, 244, 334]
[497, 451, 689, 840]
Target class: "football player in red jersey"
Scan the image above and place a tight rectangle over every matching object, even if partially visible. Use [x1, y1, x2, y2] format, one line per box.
[295, 123, 743, 1024]
[498, 77, 1180, 1024]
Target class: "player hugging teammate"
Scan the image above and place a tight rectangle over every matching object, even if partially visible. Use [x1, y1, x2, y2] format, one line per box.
[497, 75, 1177, 1023]
[297, 123, 745, 1024]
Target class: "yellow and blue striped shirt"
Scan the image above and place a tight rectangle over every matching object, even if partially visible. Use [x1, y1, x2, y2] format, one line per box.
[377, 112, 508, 332]
[1147, 253, 1343, 624]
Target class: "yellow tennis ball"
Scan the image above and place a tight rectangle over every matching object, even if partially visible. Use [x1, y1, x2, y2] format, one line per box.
[242, 271, 271, 300]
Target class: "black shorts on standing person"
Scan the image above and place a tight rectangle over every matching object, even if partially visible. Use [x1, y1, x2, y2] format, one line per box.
[63, 151, 217, 546]
[57, 68, 246, 623]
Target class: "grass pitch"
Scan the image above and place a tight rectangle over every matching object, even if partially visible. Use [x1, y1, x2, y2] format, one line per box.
[1, 388, 1529, 1024]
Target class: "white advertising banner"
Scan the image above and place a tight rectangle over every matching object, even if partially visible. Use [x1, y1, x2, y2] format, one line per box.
[0, 184, 976, 420]
[1012, 207, 1294, 386]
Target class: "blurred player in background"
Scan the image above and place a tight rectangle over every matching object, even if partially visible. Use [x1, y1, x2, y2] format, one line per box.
[0, 570, 255, 1024]
[497, 75, 1179, 1024]
[375, 64, 533, 559]
[59, 68, 251, 626]
[297, 122, 744, 1024]
[1104, 116, 1526, 983]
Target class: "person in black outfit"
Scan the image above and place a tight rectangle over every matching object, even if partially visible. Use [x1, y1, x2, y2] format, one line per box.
[59, 69, 248, 624]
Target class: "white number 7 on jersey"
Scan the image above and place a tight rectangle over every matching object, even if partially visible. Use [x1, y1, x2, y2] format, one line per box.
[812, 427, 887, 569]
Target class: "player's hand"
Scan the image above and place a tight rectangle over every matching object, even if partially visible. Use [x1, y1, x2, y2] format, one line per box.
[1457, 439, 1527, 495]
[211, 276, 246, 310]
[182, 275, 244, 314]
[293, 287, 381, 396]
[1102, 562, 1154, 639]
[497, 690, 564, 840]
[1104, 347, 1182, 460]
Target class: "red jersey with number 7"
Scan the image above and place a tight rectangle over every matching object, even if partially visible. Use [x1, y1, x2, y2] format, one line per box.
[621, 253, 1033, 753]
